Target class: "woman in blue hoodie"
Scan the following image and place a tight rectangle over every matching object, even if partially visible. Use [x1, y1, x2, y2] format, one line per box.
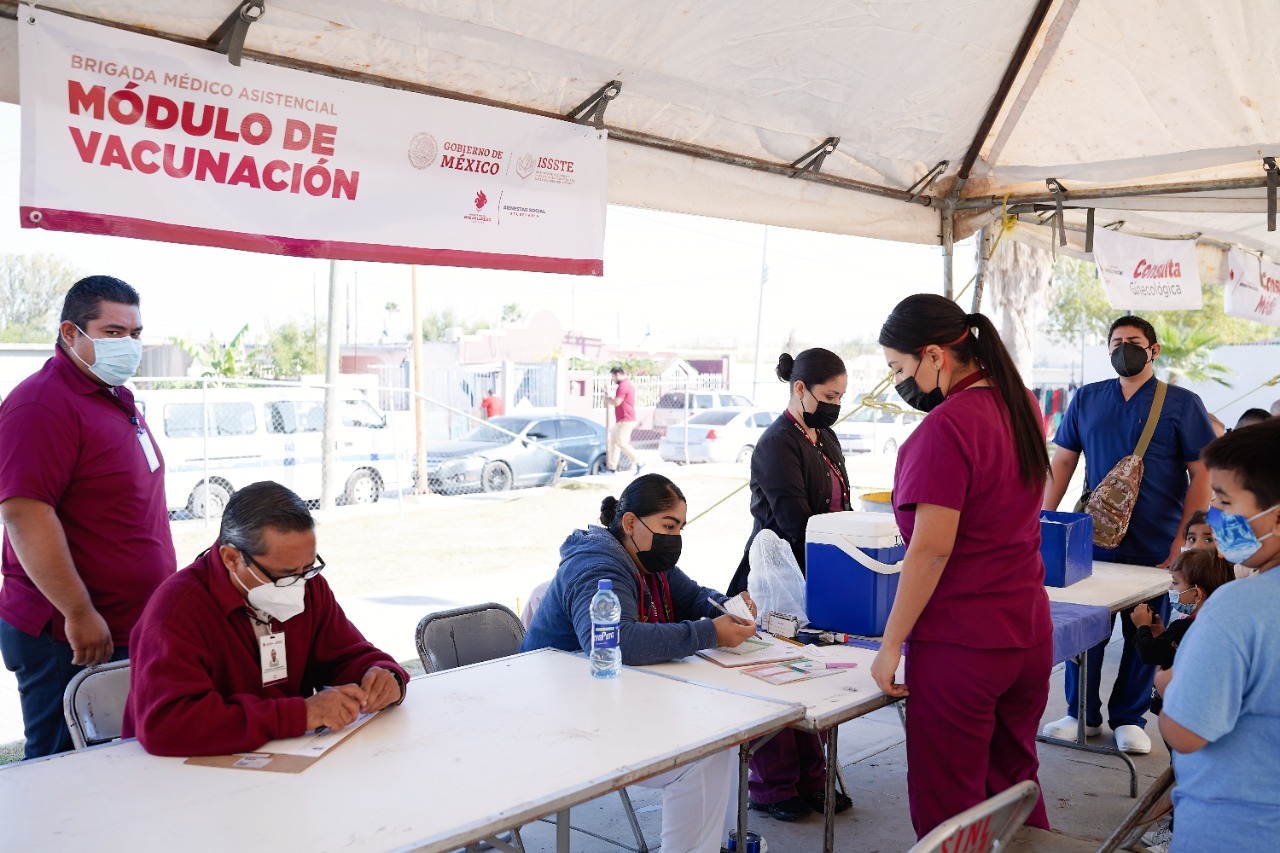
[521, 474, 757, 852]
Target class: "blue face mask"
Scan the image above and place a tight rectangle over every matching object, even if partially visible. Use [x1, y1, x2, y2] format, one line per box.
[71, 325, 142, 387]
[1168, 587, 1199, 615]
[1206, 504, 1280, 564]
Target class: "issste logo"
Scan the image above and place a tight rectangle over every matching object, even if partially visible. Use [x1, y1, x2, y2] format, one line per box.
[475, 190, 488, 210]
[407, 132, 438, 169]
[515, 153, 535, 179]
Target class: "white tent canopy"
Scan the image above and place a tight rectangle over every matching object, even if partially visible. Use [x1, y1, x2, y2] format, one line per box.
[2, 0, 1278, 266]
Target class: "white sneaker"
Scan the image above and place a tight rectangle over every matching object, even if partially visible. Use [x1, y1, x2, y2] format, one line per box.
[1041, 715, 1102, 739]
[1114, 724, 1152, 754]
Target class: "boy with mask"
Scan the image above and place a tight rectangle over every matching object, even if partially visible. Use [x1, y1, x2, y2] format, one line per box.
[1041, 316, 1216, 755]
[0, 275, 175, 758]
[1158, 418, 1280, 849]
[123, 481, 407, 756]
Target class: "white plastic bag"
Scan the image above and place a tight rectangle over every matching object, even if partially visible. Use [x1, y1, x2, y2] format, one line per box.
[747, 530, 809, 626]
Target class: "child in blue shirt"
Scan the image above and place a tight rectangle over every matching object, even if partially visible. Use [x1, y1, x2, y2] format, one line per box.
[1159, 419, 1280, 851]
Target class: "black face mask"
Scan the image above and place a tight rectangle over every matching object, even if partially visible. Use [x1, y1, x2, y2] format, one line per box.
[1111, 342, 1151, 378]
[895, 356, 946, 413]
[801, 389, 841, 430]
[633, 517, 682, 574]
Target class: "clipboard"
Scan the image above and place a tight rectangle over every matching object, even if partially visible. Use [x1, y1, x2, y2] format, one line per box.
[184, 711, 378, 774]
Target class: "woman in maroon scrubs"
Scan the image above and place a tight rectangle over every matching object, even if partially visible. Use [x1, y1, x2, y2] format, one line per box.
[871, 295, 1053, 838]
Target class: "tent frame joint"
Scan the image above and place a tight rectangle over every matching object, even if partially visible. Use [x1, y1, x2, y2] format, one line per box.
[908, 160, 949, 201]
[790, 137, 840, 177]
[1045, 178, 1069, 249]
[208, 1, 266, 67]
[1264, 156, 1277, 232]
[568, 80, 623, 129]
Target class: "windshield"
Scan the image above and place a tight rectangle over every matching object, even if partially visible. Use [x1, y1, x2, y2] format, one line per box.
[461, 417, 528, 442]
[690, 410, 737, 425]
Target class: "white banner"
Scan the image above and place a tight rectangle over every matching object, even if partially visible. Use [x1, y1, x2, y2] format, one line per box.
[1225, 249, 1280, 326]
[19, 10, 606, 275]
[1091, 228, 1202, 311]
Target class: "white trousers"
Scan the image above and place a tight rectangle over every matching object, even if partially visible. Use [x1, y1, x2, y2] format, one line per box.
[633, 748, 737, 853]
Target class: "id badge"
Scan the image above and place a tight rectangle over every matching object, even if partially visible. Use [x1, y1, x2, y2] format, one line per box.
[259, 633, 288, 686]
[138, 429, 160, 472]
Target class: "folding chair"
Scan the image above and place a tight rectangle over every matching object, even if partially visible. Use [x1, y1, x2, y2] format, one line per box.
[907, 780, 1040, 853]
[418, 602, 650, 853]
[1097, 766, 1175, 853]
[62, 659, 131, 749]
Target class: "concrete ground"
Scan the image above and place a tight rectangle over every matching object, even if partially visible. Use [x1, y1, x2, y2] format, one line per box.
[2, 448, 1126, 851]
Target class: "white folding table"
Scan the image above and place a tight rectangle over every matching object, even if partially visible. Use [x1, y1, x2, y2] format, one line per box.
[648, 644, 896, 853]
[0, 648, 805, 853]
[1041, 560, 1172, 796]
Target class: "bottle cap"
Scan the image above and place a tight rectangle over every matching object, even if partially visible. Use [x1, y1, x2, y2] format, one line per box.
[598, 579, 612, 590]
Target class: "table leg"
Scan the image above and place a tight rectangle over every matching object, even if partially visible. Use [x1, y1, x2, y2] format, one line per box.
[556, 809, 570, 852]
[737, 741, 750, 851]
[1036, 651, 1139, 797]
[823, 726, 838, 853]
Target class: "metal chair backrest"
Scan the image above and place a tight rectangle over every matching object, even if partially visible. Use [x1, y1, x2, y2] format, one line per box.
[1098, 766, 1175, 852]
[415, 603, 526, 673]
[907, 780, 1040, 853]
[63, 660, 132, 749]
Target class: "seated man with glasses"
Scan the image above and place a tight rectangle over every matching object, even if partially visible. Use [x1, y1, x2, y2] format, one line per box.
[123, 480, 407, 756]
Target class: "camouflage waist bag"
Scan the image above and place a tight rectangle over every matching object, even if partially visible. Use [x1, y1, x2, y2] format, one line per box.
[1078, 380, 1167, 550]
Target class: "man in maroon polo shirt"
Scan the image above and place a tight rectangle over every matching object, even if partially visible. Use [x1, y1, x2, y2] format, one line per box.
[0, 275, 175, 758]
[123, 481, 407, 756]
[604, 366, 641, 474]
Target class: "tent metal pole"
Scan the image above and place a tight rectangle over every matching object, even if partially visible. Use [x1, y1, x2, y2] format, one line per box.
[972, 226, 988, 313]
[957, 175, 1272, 210]
[941, 207, 955, 299]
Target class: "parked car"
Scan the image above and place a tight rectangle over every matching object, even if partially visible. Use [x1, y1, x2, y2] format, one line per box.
[425, 414, 606, 493]
[833, 393, 922, 455]
[652, 390, 754, 435]
[134, 387, 406, 518]
[658, 407, 779, 464]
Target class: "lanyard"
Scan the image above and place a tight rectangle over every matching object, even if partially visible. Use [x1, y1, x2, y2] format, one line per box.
[634, 571, 673, 624]
[784, 410, 851, 508]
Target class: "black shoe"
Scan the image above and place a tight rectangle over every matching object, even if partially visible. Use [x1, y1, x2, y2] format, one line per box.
[802, 790, 853, 815]
[748, 795, 811, 822]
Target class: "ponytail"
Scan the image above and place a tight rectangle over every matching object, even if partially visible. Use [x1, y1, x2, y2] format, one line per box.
[879, 294, 1048, 488]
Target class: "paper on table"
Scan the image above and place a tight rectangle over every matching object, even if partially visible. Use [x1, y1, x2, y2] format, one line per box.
[260, 711, 378, 757]
[696, 632, 806, 667]
[740, 659, 847, 686]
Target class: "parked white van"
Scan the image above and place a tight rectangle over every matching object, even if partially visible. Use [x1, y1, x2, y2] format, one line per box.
[133, 387, 407, 517]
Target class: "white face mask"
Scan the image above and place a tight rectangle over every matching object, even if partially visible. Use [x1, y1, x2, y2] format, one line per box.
[69, 325, 142, 386]
[232, 560, 308, 623]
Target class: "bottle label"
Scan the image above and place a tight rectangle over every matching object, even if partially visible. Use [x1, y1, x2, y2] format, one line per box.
[592, 623, 619, 650]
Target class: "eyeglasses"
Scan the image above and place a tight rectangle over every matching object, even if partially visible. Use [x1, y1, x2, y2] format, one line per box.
[241, 551, 326, 587]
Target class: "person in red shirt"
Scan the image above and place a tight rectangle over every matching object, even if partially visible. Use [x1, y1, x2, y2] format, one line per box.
[872, 294, 1053, 838]
[123, 480, 407, 756]
[480, 388, 504, 419]
[0, 275, 175, 758]
[605, 366, 641, 474]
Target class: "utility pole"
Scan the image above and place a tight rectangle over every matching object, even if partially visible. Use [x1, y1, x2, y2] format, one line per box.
[411, 266, 427, 494]
[751, 225, 769, 400]
[320, 260, 346, 510]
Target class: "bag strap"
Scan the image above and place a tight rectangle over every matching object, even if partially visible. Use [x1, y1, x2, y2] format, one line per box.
[1134, 380, 1167, 458]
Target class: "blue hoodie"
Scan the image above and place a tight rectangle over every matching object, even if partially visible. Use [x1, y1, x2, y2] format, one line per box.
[520, 525, 727, 665]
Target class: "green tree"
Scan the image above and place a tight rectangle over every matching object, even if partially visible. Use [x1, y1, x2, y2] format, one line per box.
[266, 318, 323, 378]
[417, 308, 489, 342]
[0, 253, 84, 342]
[1152, 320, 1234, 387]
[173, 324, 260, 378]
[501, 302, 527, 325]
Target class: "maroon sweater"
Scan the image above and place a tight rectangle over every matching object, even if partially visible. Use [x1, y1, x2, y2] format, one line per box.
[122, 546, 407, 756]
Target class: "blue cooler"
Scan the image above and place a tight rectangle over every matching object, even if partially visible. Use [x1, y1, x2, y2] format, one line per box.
[805, 512, 906, 636]
[1039, 510, 1093, 587]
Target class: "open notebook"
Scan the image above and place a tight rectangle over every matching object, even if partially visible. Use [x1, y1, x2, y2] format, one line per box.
[695, 632, 808, 668]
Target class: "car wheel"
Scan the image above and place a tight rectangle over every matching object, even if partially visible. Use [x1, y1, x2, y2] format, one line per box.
[344, 470, 380, 505]
[883, 438, 898, 455]
[188, 481, 231, 519]
[736, 445, 754, 464]
[482, 461, 513, 492]
[589, 454, 607, 475]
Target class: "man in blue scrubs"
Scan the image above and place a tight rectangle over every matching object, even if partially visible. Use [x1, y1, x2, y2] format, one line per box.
[1041, 316, 1215, 755]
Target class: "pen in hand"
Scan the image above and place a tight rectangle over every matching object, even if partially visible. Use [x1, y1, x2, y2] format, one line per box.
[708, 598, 762, 637]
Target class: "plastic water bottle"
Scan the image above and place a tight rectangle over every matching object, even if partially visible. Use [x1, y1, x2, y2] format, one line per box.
[590, 579, 622, 678]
